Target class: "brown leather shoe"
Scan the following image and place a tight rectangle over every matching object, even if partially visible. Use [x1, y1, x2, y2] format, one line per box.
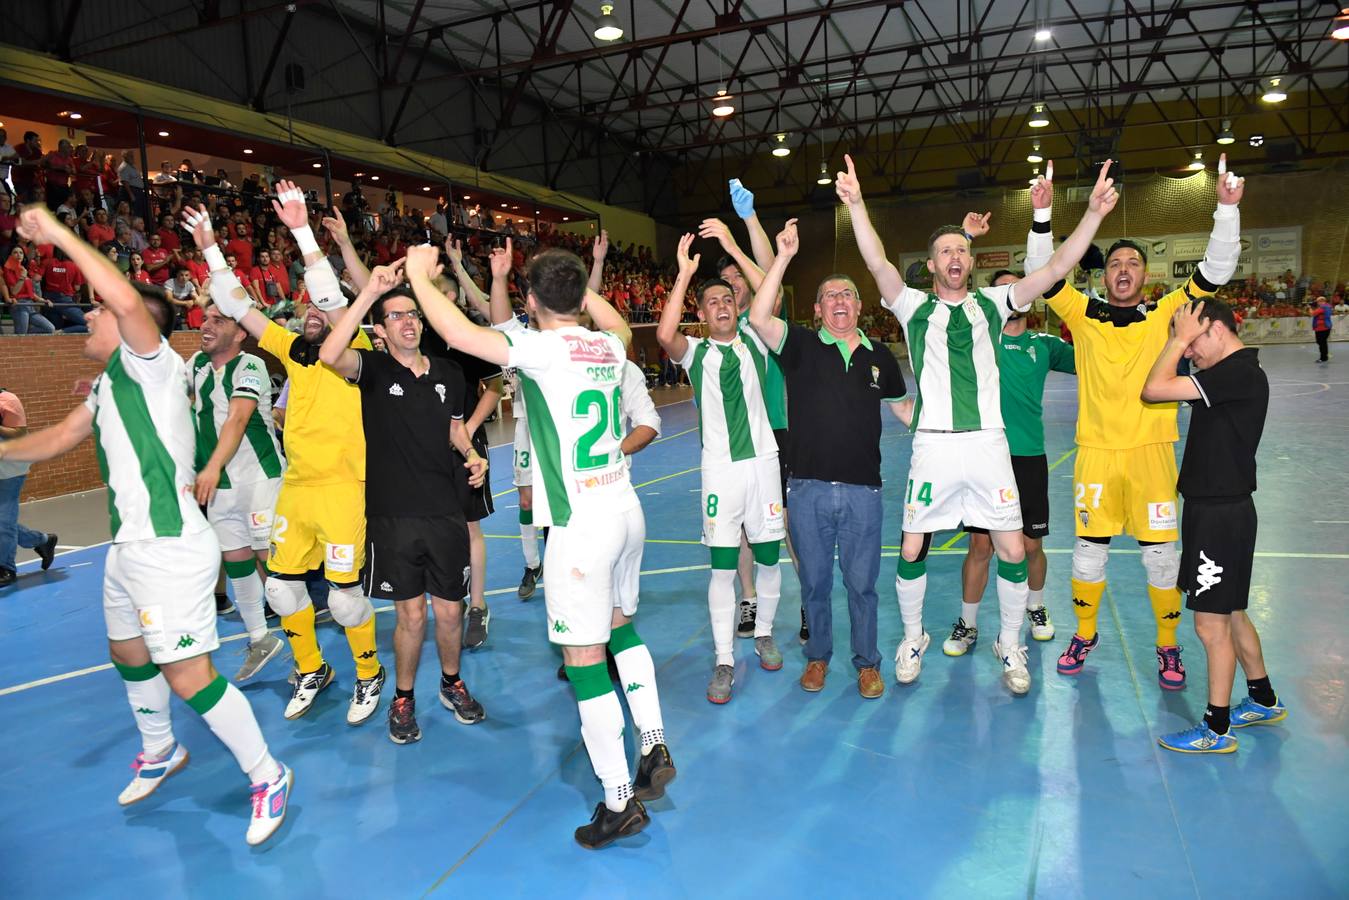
[800, 660, 828, 692]
[858, 666, 884, 699]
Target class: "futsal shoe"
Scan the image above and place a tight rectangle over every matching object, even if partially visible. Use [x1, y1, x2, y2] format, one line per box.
[799, 607, 809, 644]
[440, 678, 486, 724]
[388, 696, 421, 744]
[574, 798, 650, 850]
[215, 592, 236, 615]
[894, 632, 931, 685]
[517, 565, 541, 600]
[464, 605, 490, 649]
[754, 635, 783, 671]
[1157, 723, 1236, 754]
[1056, 633, 1100, 675]
[348, 666, 386, 725]
[942, 619, 978, 656]
[37, 532, 58, 570]
[284, 662, 334, 719]
[246, 764, 293, 846]
[993, 639, 1032, 696]
[1156, 645, 1187, 690]
[118, 743, 189, 805]
[1027, 605, 1055, 641]
[634, 744, 676, 801]
[707, 664, 734, 704]
[235, 633, 285, 682]
[736, 600, 757, 638]
[1230, 696, 1288, 728]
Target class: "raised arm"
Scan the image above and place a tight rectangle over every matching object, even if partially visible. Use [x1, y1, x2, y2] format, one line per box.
[655, 233, 697, 362]
[274, 181, 347, 321]
[1024, 168, 1054, 276]
[836, 155, 904, 301]
[182, 205, 270, 340]
[320, 206, 369, 291]
[1013, 160, 1119, 305]
[588, 229, 608, 294]
[1197, 153, 1245, 288]
[698, 218, 766, 292]
[729, 179, 775, 272]
[747, 219, 797, 350]
[319, 261, 405, 378]
[405, 243, 509, 366]
[584, 287, 631, 349]
[486, 239, 514, 324]
[18, 206, 159, 355]
[448, 237, 492, 320]
[0, 403, 93, 465]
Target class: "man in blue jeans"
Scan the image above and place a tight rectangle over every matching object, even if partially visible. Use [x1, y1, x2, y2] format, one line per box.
[0, 388, 58, 587]
[747, 218, 907, 698]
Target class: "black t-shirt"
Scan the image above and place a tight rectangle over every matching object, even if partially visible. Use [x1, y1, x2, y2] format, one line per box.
[772, 322, 906, 487]
[1179, 348, 1268, 500]
[354, 349, 466, 517]
[420, 331, 502, 443]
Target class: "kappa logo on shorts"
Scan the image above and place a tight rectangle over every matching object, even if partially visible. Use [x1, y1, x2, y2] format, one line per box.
[1194, 551, 1224, 596]
[380, 581, 393, 592]
[325, 543, 356, 574]
[1148, 501, 1178, 532]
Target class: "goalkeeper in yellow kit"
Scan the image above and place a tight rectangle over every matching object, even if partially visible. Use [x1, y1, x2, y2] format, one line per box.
[1025, 157, 1246, 688]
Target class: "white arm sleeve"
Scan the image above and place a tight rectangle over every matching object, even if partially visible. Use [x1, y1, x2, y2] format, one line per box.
[620, 361, 661, 435]
[207, 267, 254, 321]
[1024, 206, 1053, 276]
[1196, 203, 1241, 286]
[304, 257, 347, 311]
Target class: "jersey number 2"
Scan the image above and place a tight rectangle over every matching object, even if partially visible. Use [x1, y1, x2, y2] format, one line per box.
[573, 388, 622, 471]
[1075, 483, 1103, 508]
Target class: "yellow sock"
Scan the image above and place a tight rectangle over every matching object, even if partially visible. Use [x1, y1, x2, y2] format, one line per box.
[346, 617, 381, 679]
[281, 606, 323, 673]
[1070, 578, 1106, 640]
[1148, 584, 1182, 647]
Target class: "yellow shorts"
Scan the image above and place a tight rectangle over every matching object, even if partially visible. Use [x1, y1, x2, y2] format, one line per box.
[1072, 443, 1178, 542]
[268, 481, 366, 583]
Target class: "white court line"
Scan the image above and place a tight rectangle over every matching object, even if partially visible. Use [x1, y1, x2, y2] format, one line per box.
[16, 541, 111, 569]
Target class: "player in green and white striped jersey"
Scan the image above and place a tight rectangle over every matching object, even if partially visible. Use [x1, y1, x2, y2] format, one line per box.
[841, 153, 1120, 695]
[0, 206, 290, 846]
[188, 304, 286, 682]
[657, 233, 786, 704]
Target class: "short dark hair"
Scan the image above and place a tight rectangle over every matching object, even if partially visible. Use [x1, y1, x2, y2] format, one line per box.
[1105, 239, 1148, 266]
[527, 249, 588, 315]
[988, 269, 1019, 285]
[715, 255, 740, 278]
[23, 131, 38, 142]
[927, 225, 968, 258]
[370, 285, 419, 323]
[132, 283, 175, 337]
[695, 278, 734, 305]
[1195, 298, 1238, 334]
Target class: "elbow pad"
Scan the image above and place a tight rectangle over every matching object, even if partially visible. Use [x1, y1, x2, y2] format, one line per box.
[304, 259, 348, 312]
[1024, 207, 1053, 275]
[208, 269, 253, 321]
[1196, 203, 1241, 287]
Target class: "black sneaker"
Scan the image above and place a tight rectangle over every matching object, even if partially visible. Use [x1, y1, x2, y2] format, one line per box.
[799, 606, 809, 644]
[0, 568, 15, 589]
[574, 797, 650, 850]
[633, 744, 676, 801]
[215, 592, 235, 615]
[736, 599, 757, 638]
[388, 696, 421, 744]
[440, 678, 486, 724]
[517, 565, 541, 600]
[464, 605, 489, 649]
[36, 533, 58, 570]
[557, 662, 569, 682]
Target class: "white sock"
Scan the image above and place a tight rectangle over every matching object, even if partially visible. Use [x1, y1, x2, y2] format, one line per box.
[576, 690, 632, 812]
[231, 572, 268, 642]
[611, 644, 664, 754]
[709, 568, 737, 666]
[1027, 587, 1045, 610]
[960, 601, 980, 629]
[197, 679, 282, 784]
[521, 524, 540, 569]
[752, 562, 781, 638]
[896, 574, 926, 641]
[122, 671, 174, 758]
[997, 572, 1030, 650]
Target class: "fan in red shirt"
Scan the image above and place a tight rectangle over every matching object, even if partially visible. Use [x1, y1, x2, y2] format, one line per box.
[140, 233, 174, 284]
[43, 139, 75, 209]
[155, 214, 182, 251]
[184, 248, 209, 287]
[224, 222, 254, 269]
[72, 145, 99, 196]
[84, 207, 116, 247]
[40, 254, 85, 298]
[128, 251, 152, 284]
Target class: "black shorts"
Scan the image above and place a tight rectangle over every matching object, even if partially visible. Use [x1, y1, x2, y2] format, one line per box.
[454, 432, 494, 523]
[1180, 496, 1257, 614]
[773, 428, 791, 505]
[964, 453, 1050, 539]
[364, 514, 471, 602]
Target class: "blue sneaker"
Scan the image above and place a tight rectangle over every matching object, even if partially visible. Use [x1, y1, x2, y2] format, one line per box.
[1230, 696, 1287, 728]
[1158, 722, 1237, 754]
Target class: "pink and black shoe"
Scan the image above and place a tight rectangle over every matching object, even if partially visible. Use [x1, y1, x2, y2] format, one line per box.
[1156, 645, 1186, 690]
[1056, 633, 1100, 675]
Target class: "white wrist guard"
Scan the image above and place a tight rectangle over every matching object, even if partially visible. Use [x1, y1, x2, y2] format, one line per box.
[1197, 203, 1241, 286]
[304, 259, 347, 312]
[203, 245, 228, 273]
[208, 269, 253, 321]
[1033, 206, 1052, 223]
[291, 224, 320, 258]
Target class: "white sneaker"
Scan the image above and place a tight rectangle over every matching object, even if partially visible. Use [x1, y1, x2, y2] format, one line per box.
[246, 763, 293, 846]
[235, 633, 286, 682]
[994, 638, 1032, 695]
[941, 618, 978, 656]
[1026, 605, 1055, 641]
[284, 662, 334, 720]
[118, 743, 189, 806]
[894, 632, 930, 685]
[347, 665, 386, 725]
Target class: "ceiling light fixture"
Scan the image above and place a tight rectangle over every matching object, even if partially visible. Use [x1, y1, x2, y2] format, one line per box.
[771, 134, 791, 157]
[243, 148, 254, 154]
[594, 3, 623, 41]
[68, 112, 83, 120]
[370, 175, 379, 181]
[562, 216, 569, 221]
[1248, 134, 1264, 148]
[1332, 8, 1349, 40]
[1261, 76, 1287, 103]
[1027, 140, 1044, 163]
[711, 88, 735, 117]
[1216, 120, 1235, 145]
[1188, 150, 1205, 171]
[422, 186, 431, 191]
[312, 162, 322, 168]
[1027, 102, 1050, 128]
[158, 130, 170, 137]
[817, 162, 831, 185]
[1034, 28, 1052, 41]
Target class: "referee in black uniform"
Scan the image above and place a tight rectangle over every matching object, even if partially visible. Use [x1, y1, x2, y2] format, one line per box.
[320, 263, 488, 745]
[1142, 298, 1286, 755]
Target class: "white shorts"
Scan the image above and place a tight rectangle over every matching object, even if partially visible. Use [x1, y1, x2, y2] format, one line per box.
[512, 418, 533, 488]
[903, 430, 1022, 534]
[543, 505, 644, 646]
[701, 455, 786, 548]
[104, 528, 222, 665]
[207, 477, 281, 552]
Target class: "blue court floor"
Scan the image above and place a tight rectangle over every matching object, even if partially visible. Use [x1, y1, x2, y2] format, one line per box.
[2, 343, 1346, 898]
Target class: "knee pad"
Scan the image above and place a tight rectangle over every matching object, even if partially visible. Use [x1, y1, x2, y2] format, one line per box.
[1071, 538, 1110, 583]
[327, 582, 374, 627]
[1140, 541, 1180, 589]
[264, 576, 311, 618]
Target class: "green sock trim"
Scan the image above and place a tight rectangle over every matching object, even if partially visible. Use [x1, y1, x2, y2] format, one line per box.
[897, 556, 927, 579]
[223, 558, 257, 579]
[709, 546, 739, 570]
[750, 540, 781, 566]
[608, 622, 642, 655]
[519, 508, 533, 525]
[565, 662, 614, 702]
[186, 675, 229, 715]
[113, 660, 161, 682]
[997, 558, 1030, 584]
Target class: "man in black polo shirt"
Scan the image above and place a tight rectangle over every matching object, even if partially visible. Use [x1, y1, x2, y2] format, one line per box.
[747, 219, 907, 698]
[319, 262, 489, 745]
[1141, 299, 1285, 754]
